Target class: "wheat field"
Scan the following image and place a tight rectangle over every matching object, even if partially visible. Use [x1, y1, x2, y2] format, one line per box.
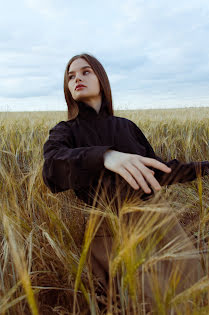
[0, 107, 208, 314]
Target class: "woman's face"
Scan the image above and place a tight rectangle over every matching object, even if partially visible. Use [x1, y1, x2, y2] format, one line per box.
[68, 58, 101, 103]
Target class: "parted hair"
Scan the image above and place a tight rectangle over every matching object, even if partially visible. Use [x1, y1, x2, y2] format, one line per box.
[64, 53, 114, 120]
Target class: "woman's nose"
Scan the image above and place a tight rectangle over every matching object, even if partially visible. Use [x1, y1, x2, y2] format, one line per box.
[75, 73, 82, 82]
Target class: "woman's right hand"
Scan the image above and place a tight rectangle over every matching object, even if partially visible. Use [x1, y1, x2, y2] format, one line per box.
[103, 150, 172, 194]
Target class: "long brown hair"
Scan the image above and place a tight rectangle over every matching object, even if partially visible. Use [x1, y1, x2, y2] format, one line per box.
[64, 53, 114, 120]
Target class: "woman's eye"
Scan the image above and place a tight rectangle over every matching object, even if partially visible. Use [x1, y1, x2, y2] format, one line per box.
[69, 70, 90, 80]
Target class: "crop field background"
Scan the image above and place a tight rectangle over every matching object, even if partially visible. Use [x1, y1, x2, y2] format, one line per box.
[0, 107, 209, 314]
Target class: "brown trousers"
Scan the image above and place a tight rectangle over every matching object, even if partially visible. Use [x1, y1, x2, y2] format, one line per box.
[86, 211, 204, 307]
[86, 177, 204, 309]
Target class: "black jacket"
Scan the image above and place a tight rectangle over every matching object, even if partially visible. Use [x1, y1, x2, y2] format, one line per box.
[42, 101, 209, 206]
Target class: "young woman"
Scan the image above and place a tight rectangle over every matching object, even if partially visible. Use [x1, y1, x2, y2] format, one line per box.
[42, 53, 209, 308]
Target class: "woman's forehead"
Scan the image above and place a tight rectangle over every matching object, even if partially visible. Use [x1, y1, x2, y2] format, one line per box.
[69, 58, 91, 72]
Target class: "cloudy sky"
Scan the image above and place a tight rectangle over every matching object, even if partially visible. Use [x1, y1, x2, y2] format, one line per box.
[1, 0, 209, 111]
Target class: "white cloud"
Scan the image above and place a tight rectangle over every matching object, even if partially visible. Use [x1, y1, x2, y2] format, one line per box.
[108, 73, 128, 84]
[0, 0, 209, 111]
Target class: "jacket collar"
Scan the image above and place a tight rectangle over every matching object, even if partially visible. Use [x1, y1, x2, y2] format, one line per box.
[77, 99, 110, 120]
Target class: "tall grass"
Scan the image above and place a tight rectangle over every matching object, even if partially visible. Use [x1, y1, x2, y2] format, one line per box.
[0, 107, 208, 314]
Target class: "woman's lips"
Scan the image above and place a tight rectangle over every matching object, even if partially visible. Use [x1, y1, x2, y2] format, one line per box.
[76, 86, 86, 90]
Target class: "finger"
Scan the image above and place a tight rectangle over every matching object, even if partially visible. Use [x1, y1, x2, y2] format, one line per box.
[142, 169, 162, 191]
[138, 164, 162, 190]
[130, 161, 161, 191]
[121, 165, 152, 193]
[139, 157, 172, 173]
[118, 167, 141, 190]
[126, 163, 156, 193]
[129, 170, 152, 193]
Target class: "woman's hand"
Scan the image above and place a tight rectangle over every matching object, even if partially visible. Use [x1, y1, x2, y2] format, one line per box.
[103, 150, 171, 194]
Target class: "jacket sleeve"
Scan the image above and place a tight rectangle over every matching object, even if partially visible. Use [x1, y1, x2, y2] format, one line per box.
[42, 121, 115, 193]
[130, 121, 209, 185]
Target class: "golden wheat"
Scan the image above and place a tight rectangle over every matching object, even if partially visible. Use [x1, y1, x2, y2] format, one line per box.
[0, 107, 208, 314]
